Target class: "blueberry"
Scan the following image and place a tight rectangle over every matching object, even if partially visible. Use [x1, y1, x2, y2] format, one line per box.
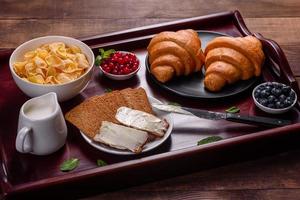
[267, 103, 275, 108]
[282, 86, 291, 94]
[279, 99, 285, 104]
[259, 98, 268, 106]
[265, 86, 272, 93]
[286, 96, 292, 102]
[261, 90, 267, 98]
[275, 101, 284, 108]
[283, 99, 292, 107]
[254, 89, 261, 98]
[257, 98, 262, 103]
[271, 88, 281, 97]
[289, 91, 296, 100]
[271, 88, 276, 95]
[260, 90, 267, 98]
[279, 94, 286, 101]
[258, 85, 265, 90]
[277, 88, 282, 95]
[268, 95, 276, 103]
[276, 102, 285, 108]
[256, 89, 261, 93]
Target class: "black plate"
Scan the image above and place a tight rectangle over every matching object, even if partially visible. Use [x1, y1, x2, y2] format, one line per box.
[145, 31, 257, 99]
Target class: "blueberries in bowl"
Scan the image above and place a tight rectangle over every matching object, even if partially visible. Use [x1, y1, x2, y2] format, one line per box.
[252, 82, 297, 114]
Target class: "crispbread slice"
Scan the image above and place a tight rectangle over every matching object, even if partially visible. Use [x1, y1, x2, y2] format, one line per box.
[120, 88, 153, 114]
[65, 95, 106, 138]
[65, 90, 129, 138]
[92, 90, 129, 124]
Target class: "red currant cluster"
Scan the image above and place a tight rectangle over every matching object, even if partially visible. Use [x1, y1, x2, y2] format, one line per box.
[100, 52, 139, 75]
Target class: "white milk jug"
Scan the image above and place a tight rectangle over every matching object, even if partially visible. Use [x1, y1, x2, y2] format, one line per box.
[16, 92, 67, 155]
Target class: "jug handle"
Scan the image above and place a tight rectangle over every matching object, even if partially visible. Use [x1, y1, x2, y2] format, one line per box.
[16, 127, 32, 153]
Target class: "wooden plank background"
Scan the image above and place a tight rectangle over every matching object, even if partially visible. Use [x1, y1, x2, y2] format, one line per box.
[1, 0, 300, 199]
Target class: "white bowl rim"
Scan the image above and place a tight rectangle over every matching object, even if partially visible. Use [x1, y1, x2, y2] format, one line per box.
[98, 51, 140, 78]
[252, 82, 297, 112]
[9, 35, 95, 87]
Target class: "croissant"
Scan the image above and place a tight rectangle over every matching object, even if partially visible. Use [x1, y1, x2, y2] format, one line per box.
[204, 36, 265, 92]
[147, 29, 205, 83]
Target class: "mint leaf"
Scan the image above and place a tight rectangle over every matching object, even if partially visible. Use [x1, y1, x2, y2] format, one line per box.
[97, 159, 107, 167]
[104, 88, 113, 93]
[168, 102, 180, 106]
[60, 158, 79, 172]
[94, 48, 115, 66]
[197, 136, 223, 145]
[103, 49, 115, 59]
[99, 48, 105, 56]
[95, 55, 102, 66]
[225, 106, 240, 113]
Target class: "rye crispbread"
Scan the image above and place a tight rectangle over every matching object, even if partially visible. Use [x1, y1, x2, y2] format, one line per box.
[65, 88, 153, 138]
[120, 87, 153, 114]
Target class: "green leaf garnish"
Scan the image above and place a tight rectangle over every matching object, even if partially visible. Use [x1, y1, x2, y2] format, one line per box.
[168, 102, 180, 106]
[197, 136, 223, 145]
[102, 49, 115, 59]
[97, 159, 107, 167]
[99, 48, 105, 56]
[60, 158, 79, 172]
[95, 55, 102, 66]
[94, 48, 116, 66]
[104, 88, 113, 93]
[225, 106, 240, 113]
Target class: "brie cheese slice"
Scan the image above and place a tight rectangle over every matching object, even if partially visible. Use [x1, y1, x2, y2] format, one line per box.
[116, 107, 168, 137]
[93, 121, 148, 153]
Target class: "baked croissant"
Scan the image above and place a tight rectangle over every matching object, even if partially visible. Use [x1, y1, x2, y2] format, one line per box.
[147, 29, 205, 83]
[204, 36, 265, 92]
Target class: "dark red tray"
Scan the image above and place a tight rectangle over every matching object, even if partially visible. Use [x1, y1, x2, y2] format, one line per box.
[1, 10, 300, 199]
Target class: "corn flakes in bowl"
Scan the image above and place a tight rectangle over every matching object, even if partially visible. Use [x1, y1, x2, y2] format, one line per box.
[9, 36, 95, 101]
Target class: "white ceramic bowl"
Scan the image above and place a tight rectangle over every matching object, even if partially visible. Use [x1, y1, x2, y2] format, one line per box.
[9, 36, 95, 102]
[252, 82, 297, 114]
[99, 51, 140, 80]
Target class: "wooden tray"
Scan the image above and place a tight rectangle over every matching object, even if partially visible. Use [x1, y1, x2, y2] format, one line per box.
[1, 10, 300, 199]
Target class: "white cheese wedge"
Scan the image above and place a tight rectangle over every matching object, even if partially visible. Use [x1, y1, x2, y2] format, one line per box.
[93, 121, 148, 153]
[115, 107, 168, 137]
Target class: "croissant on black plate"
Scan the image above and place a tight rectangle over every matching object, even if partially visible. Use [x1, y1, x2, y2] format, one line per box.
[147, 29, 205, 83]
[204, 36, 265, 92]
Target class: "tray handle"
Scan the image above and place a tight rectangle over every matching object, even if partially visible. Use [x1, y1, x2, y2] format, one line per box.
[0, 49, 14, 59]
[253, 33, 300, 109]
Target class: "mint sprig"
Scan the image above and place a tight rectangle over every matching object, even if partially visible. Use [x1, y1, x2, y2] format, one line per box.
[197, 136, 223, 145]
[95, 48, 115, 66]
[104, 88, 113, 93]
[97, 159, 107, 167]
[60, 158, 79, 172]
[225, 106, 240, 114]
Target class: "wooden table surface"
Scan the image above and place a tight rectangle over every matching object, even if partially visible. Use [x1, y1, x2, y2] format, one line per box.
[1, 1, 300, 199]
